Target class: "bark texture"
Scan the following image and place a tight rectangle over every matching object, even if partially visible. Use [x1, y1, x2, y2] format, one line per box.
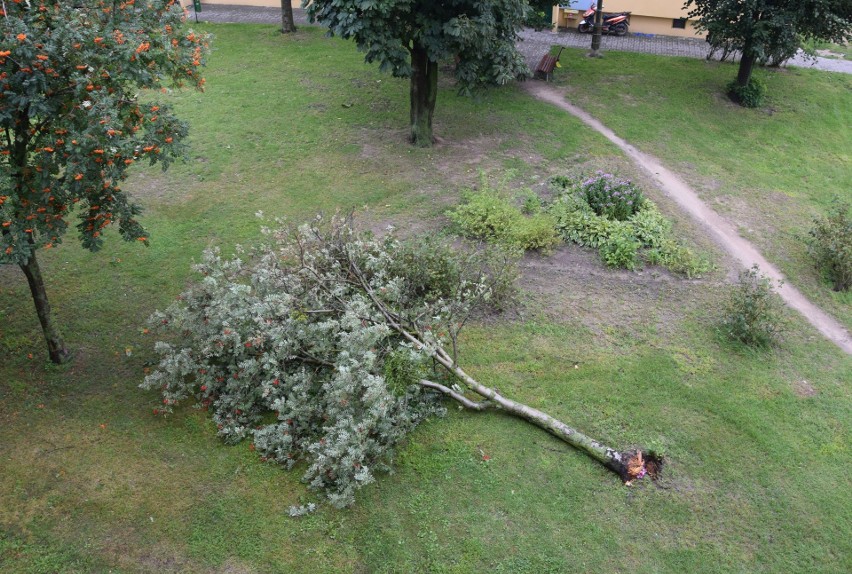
[408, 44, 438, 147]
[589, 0, 605, 57]
[281, 0, 297, 33]
[19, 250, 71, 364]
[352, 261, 635, 479]
[736, 50, 756, 86]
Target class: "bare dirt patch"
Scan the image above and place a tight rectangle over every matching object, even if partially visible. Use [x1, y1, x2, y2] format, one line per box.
[792, 379, 818, 398]
[519, 244, 716, 343]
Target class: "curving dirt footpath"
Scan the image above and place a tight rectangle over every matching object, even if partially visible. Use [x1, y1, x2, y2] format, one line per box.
[524, 82, 852, 355]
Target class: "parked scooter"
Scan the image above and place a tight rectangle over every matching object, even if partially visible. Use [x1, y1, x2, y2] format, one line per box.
[577, 5, 630, 36]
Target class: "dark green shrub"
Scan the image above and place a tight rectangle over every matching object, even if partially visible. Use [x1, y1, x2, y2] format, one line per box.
[580, 172, 644, 221]
[720, 265, 785, 347]
[600, 225, 640, 269]
[806, 200, 852, 292]
[727, 77, 766, 108]
[549, 178, 710, 275]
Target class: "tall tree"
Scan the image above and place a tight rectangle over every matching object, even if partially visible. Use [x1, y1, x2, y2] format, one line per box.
[305, 0, 529, 147]
[0, 0, 209, 363]
[281, 0, 297, 34]
[686, 0, 852, 92]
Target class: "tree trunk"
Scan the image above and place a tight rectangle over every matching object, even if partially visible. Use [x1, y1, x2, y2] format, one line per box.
[589, 0, 605, 57]
[280, 0, 297, 33]
[736, 51, 756, 87]
[19, 249, 71, 364]
[408, 44, 438, 147]
[420, 350, 632, 477]
[347, 253, 657, 483]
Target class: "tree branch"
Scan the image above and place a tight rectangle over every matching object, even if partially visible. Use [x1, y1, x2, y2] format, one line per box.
[418, 379, 492, 410]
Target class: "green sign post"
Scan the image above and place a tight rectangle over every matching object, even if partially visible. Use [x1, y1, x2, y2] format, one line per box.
[192, 0, 201, 23]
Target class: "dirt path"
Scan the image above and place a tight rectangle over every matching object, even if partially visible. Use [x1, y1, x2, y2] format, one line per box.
[524, 82, 852, 355]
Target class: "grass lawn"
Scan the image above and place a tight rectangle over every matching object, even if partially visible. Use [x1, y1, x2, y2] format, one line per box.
[1, 24, 850, 573]
[553, 49, 852, 329]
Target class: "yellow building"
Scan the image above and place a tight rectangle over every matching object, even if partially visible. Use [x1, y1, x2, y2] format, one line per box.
[553, 0, 703, 38]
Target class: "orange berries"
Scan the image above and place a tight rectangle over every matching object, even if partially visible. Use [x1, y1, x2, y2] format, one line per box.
[36, 54, 48, 61]
[74, 173, 83, 180]
[17, 33, 26, 42]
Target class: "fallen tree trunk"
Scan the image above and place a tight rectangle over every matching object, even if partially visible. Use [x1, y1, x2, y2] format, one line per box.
[354, 259, 656, 484]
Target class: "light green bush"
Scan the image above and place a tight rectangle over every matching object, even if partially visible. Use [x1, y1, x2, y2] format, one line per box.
[448, 180, 560, 253]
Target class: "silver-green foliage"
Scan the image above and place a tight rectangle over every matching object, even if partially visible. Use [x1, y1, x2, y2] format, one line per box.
[142, 217, 514, 508]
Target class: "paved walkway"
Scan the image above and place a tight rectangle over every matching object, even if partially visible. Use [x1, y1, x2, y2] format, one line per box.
[192, 4, 852, 74]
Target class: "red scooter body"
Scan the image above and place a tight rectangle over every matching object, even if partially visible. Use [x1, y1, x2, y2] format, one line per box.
[578, 4, 630, 36]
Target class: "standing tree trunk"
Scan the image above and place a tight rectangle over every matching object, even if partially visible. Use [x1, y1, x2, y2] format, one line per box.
[408, 44, 438, 147]
[281, 0, 297, 34]
[19, 248, 71, 364]
[589, 0, 605, 57]
[736, 50, 757, 87]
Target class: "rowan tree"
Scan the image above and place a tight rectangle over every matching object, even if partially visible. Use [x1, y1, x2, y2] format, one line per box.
[305, 0, 529, 147]
[0, 0, 210, 362]
[686, 0, 852, 102]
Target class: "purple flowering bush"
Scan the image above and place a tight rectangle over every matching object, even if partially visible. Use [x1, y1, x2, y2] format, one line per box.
[580, 172, 644, 221]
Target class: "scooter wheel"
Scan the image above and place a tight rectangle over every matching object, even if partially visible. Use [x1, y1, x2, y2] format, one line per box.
[613, 23, 628, 36]
[578, 23, 591, 33]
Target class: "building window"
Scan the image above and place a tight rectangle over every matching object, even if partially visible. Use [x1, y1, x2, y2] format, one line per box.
[672, 18, 687, 29]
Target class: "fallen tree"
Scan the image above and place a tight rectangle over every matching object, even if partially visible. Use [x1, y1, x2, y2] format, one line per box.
[142, 215, 659, 508]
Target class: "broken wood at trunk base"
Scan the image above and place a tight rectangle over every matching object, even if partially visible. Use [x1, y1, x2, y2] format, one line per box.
[351, 258, 659, 485]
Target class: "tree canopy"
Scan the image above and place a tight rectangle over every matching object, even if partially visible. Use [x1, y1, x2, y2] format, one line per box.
[1, 0, 209, 361]
[306, 0, 529, 146]
[686, 0, 852, 98]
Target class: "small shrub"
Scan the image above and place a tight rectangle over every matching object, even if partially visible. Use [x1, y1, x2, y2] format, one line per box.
[720, 265, 785, 347]
[448, 180, 559, 252]
[806, 200, 852, 292]
[579, 172, 644, 221]
[447, 188, 517, 242]
[599, 225, 640, 269]
[628, 204, 672, 248]
[727, 77, 766, 108]
[518, 188, 544, 215]
[552, 206, 616, 249]
[645, 238, 711, 278]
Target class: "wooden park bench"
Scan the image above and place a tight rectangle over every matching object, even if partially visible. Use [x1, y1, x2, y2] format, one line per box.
[535, 46, 565, 81]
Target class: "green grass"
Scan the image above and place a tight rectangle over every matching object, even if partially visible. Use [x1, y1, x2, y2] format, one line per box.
[554, 49, 852, 328]
[1, 24, 851, 573]
[803, 40, 852, 60]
